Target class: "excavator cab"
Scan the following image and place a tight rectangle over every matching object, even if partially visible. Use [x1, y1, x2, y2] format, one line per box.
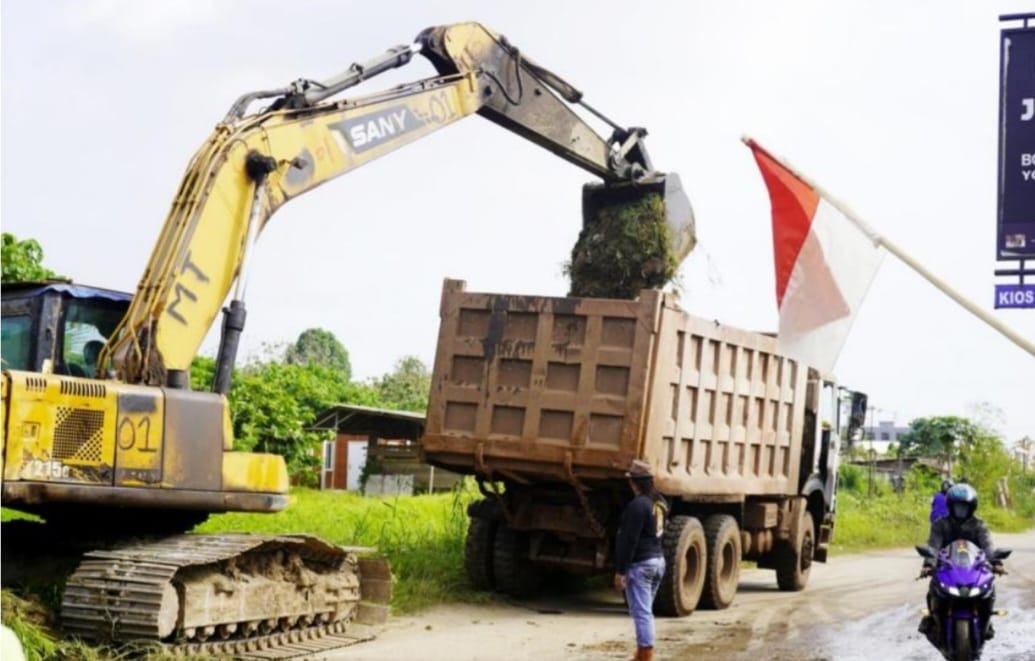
[1, 282, 130, 378]
[0, 281, 291, 529]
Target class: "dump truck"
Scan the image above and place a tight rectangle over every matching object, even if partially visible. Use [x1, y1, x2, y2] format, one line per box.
[421, 280, 866, 616]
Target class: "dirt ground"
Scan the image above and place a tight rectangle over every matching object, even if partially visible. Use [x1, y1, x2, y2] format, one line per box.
[325, 530, 1035, 661]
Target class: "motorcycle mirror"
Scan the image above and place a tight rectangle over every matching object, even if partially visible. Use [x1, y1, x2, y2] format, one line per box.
[848, 391, 868, 440]
[915, 545, 935, 559]
[993, 549, 1012, 561]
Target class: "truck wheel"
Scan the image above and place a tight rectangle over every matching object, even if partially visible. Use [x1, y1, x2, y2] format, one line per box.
[775, 508, 815, 591]
[653, 515, 706, 617]
[699, 514, 741, 610]
[493, 525, 543, 598]
[465, 515, 497, 591]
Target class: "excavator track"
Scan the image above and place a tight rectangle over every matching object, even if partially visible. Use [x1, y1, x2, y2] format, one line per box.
[167, 620, 375, 659]
[61, 534, 391, 659]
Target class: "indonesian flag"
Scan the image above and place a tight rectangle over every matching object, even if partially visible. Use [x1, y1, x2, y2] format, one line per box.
[746, 138, 883, 373]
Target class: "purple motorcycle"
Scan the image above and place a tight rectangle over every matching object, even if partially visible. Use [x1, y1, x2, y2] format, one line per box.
[916, 540, 1011, 661]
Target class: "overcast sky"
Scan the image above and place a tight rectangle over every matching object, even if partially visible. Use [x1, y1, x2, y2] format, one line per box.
[2, 1, 1033, 442]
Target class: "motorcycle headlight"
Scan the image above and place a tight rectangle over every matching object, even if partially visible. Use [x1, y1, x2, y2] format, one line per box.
[944, 585, 960, 596]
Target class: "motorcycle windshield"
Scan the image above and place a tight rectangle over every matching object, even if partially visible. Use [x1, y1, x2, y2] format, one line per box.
[945, 539, 980, 568]
[938, 539, 989, 588]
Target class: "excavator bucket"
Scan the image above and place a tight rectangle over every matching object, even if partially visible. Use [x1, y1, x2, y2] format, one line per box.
[572, 173, 696, 299]
[581, 173, 696, 265]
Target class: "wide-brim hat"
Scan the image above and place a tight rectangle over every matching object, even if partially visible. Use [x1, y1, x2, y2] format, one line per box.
[625, 459, 653, 478]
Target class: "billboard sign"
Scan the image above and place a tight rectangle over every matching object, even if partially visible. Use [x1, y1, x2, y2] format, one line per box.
[997, 26, 1035, 259]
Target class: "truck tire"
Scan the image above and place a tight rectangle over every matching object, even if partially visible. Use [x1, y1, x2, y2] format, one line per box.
[775, 508, 815, 591]
[493, 525, 543, 598]
[465, 515, 497, 591]
[653, 515, 706, 617]
[699, 514, 741, 610]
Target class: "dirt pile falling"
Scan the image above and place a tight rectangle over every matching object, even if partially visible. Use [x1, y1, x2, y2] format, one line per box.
[565, 192, 677, 299]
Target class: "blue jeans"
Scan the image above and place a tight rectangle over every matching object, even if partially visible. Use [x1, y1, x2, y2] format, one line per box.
[625, 556, 665, 648]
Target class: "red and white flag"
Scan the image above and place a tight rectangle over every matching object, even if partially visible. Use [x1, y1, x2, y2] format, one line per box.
[746, 138, 883, 373]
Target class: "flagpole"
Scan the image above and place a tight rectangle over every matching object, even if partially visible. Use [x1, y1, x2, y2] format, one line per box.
[743, 136, 1035, 358]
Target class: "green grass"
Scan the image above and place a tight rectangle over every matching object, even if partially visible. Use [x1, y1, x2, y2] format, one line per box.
[195, 486, 492, 614]
[831, 489, 1033, 554]
[1, 508, 40, 522]
[1, 590, 109, 661]
[830, 491, 930, 553]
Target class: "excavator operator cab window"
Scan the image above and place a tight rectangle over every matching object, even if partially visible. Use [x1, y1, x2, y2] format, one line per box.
[0, 313, 33, 371]
[1, 292, 38, 372]
[60, 298, 124, 377]
[1, 284, 131, 376]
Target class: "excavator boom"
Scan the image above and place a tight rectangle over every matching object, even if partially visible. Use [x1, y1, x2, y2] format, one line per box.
[103, 22, 693, 388]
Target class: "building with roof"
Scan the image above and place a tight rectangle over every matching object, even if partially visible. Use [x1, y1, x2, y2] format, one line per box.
[309, 404, 462, 494]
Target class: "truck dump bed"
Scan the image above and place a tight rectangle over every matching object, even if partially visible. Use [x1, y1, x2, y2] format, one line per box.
[422, 280, 809, 497]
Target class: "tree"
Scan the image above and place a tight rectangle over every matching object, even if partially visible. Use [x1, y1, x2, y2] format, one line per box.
[898, 416, 979, 474]
[376, 355, 431, 412]
[957, 428, 1014, 503]
[189, 355, 217, 392]
[285, 328, 351, 379]
[2, 232, 59, 283]
[189, 353, 373, 485]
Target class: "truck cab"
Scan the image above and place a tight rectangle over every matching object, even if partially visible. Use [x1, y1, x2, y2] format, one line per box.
[799, 378, 867, 562]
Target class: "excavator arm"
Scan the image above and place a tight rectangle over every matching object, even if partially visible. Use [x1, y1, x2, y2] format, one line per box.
[417, 23, 652, 181]
[103, 22, 692, 388]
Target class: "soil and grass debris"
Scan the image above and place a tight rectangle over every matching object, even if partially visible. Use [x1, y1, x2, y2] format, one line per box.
[566, 191, 678, 299]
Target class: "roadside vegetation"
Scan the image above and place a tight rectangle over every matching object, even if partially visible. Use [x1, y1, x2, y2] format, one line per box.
[833, 414, 1034, 553]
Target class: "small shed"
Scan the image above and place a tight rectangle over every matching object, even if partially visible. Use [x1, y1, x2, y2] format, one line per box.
[310, 404, 462, 493]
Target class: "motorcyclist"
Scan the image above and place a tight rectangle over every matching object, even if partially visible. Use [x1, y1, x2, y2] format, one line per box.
[918, 483, 1002, 641]
[929, 479, 952, 523]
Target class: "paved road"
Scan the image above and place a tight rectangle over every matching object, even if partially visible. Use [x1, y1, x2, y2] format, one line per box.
[326, 530, 1035, 660]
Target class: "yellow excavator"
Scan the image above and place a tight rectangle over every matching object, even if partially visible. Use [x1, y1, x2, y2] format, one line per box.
[0, 22, 694, 658]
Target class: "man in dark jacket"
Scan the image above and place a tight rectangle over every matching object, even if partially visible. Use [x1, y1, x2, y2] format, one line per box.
[614, 459, 666, 661]
[919, 483, 1001, 642]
